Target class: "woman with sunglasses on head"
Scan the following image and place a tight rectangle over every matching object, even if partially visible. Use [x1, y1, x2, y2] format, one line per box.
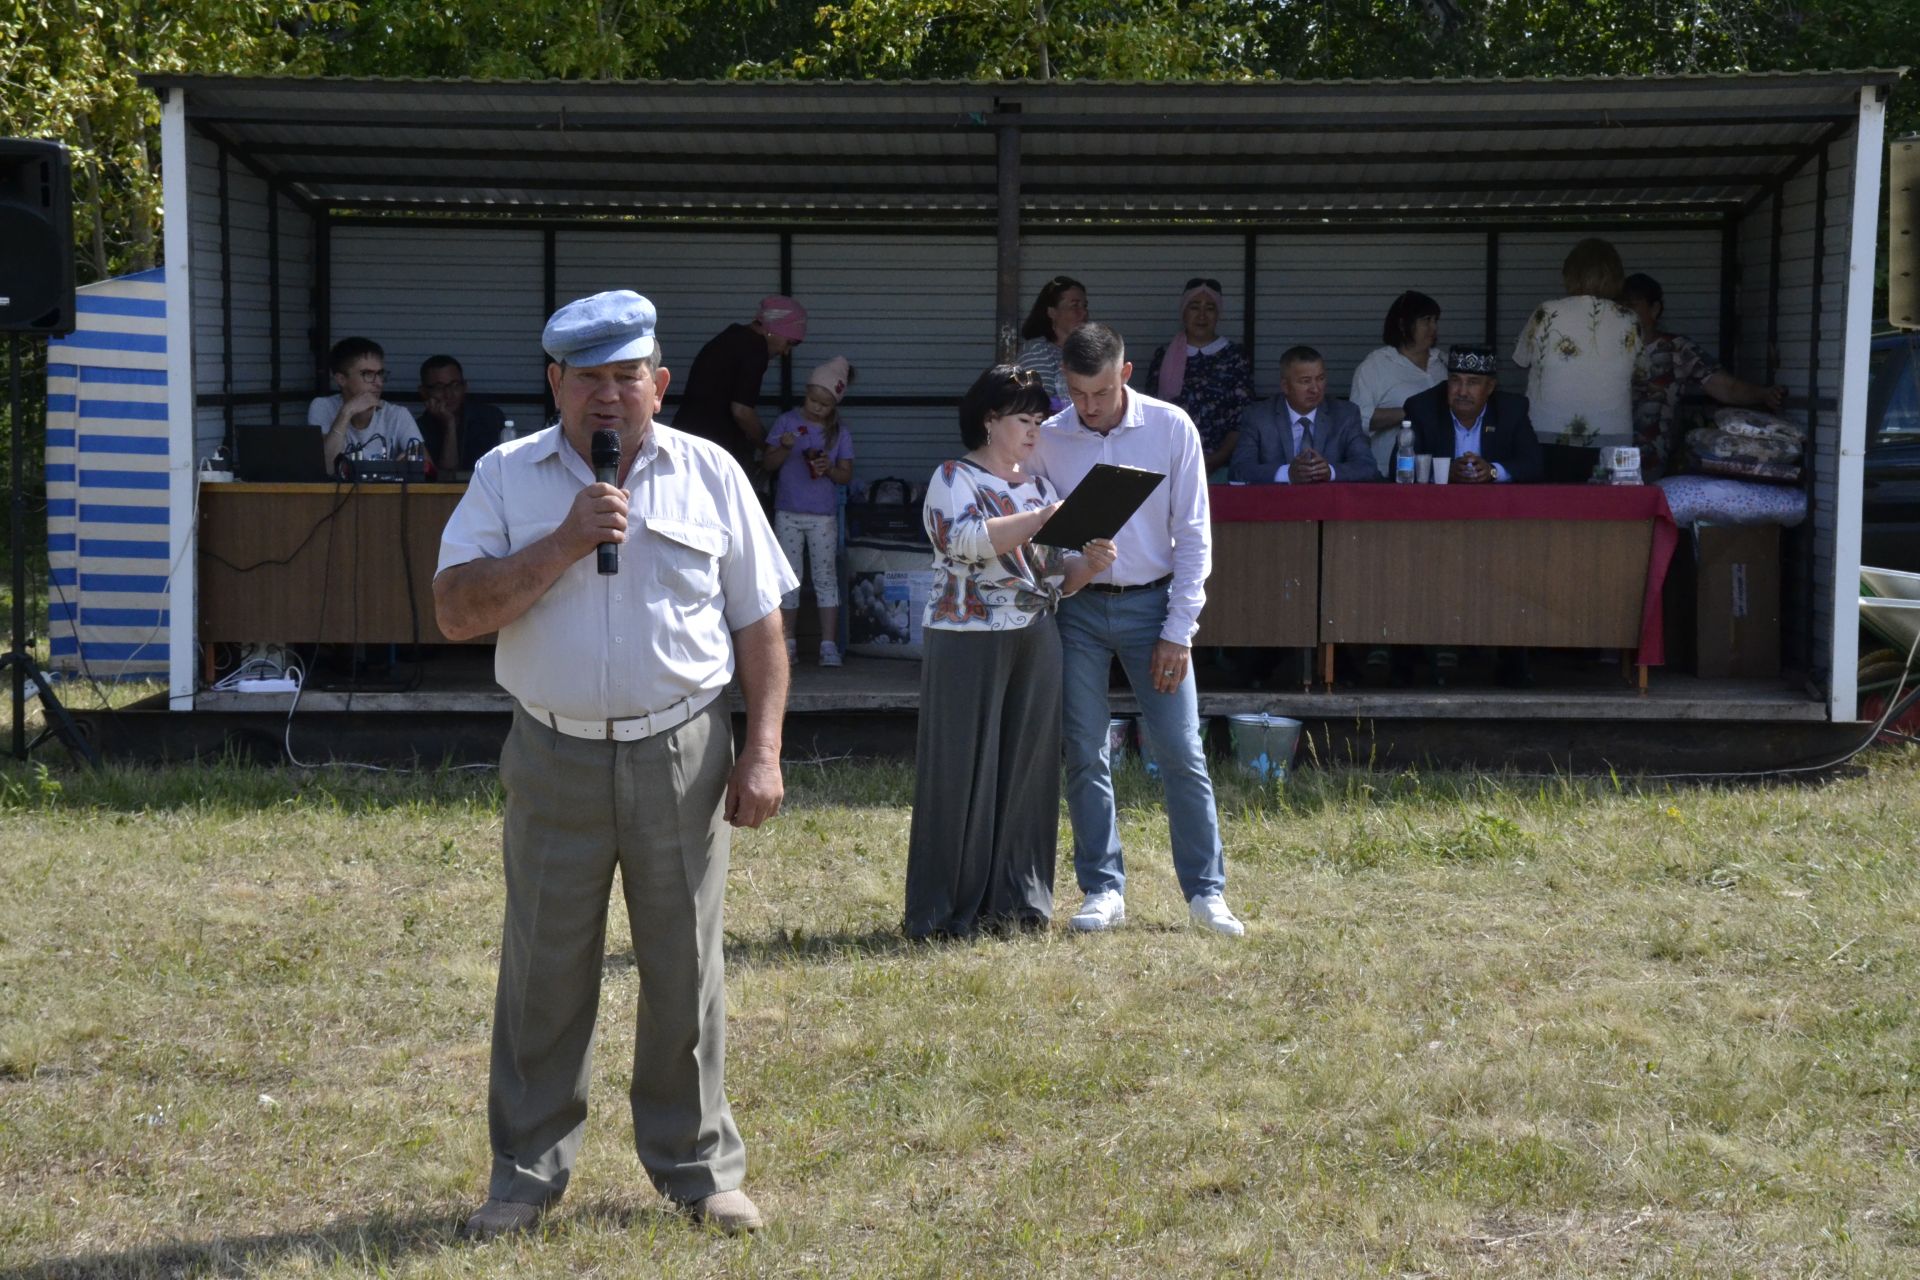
[1014, 275, 1089, 408]
[1143, 277, 1254, 481]
[903, 366, 1116, 941]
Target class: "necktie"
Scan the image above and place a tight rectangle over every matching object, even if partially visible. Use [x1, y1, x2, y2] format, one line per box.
[1295, 417, 1311, 455]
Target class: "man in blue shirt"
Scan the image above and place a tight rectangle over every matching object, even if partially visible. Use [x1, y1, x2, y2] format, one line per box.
[1403, 346, 1544, 484]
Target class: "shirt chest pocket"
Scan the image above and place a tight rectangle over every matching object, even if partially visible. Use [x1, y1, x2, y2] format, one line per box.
[643, 516, 729, 604]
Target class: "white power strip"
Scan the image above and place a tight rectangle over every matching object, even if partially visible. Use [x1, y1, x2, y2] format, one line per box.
[231, 677, 300, 693]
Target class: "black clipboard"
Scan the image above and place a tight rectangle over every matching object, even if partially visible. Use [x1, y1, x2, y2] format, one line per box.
[1035, 463, 1166, 548]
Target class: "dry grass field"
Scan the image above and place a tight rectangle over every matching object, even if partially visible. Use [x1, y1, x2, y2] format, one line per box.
[2, 740, 1918, 1277]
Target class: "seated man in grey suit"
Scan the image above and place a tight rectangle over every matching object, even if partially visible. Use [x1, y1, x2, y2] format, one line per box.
[1230, 346, 1380, 484]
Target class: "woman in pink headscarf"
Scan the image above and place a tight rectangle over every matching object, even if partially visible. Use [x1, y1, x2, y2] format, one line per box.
[1142, 277, 1254, 481]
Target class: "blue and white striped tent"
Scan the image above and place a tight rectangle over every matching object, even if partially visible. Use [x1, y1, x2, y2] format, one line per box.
[45, 267, 172, 679]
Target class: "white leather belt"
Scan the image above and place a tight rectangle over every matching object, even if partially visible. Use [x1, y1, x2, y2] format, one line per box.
[520, 689, 719, 743]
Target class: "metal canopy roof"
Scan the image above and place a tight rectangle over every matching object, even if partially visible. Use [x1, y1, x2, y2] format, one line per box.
[146, 72, 1905, 222]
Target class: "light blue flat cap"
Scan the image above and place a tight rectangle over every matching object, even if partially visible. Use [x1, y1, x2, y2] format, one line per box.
[543, 290, 657, 366]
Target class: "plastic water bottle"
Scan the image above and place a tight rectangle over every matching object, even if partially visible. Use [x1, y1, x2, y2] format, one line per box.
[498, 417, 517, 447]
[1394, 421, 1416, 483]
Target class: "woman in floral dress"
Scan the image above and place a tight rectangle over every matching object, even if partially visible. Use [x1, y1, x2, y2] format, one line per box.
[1143, 277, 1254, 481]
[904, 367, 1116, 940]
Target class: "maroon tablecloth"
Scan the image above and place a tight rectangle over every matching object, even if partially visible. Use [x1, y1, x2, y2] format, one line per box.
[1208, 483, 1680, 665]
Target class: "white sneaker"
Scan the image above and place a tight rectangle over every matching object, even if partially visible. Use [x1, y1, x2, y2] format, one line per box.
[1069, 890, 1126, 932]
[818, 641, 843, 668]
[1188, 894, 1245, 937]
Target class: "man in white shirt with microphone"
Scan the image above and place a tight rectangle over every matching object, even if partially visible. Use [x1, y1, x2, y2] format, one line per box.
[435, 290, 794, 1241]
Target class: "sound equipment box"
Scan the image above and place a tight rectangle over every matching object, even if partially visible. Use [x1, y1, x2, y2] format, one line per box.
[0, 139, 76, 337]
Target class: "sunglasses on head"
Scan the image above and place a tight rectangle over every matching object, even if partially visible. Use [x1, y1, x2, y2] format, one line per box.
[1185, 277, 1223, 293]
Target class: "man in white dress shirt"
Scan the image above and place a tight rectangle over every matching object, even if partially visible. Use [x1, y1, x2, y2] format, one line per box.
[1031, 323, 1244, 938]
[435, 290, 795, 1241]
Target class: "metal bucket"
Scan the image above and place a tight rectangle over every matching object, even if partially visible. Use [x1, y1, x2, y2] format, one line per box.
[1138, 722, 1206, 779]
[1106, 717, 1134, 760]
[1226, 713, 1302, 783]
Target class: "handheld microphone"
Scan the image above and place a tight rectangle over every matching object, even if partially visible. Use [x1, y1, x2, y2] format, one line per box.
[591, 429, 622, 576]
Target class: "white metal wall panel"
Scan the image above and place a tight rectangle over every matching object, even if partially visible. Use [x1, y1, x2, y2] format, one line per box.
[1254, 233, 1488, 400]
[1734, 200, 1774, 380]
[331, 225, 547, 417]
[842, 407, 962, 496]
[792, 232, 995, 397]
[187, 130, 314, 459]
[554, 229, 781, 398]
[1731, 133, 1855, 685]
[1494, 229, 1721, 395]
[278, 194, 314, 394]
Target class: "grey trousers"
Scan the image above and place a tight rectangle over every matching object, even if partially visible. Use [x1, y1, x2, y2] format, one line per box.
[904, 617, 1062, 938]
[487, 699, 744, 1206]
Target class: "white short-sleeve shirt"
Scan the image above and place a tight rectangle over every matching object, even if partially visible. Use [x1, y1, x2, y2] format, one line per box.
[307, 395, 425, 460]
[436, 422, 796, 722]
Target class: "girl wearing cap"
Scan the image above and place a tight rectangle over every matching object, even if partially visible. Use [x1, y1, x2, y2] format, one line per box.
[1014, 275, 1089, 406]
[764, 356, 856, 667]
[1143, 277, 1254, 481]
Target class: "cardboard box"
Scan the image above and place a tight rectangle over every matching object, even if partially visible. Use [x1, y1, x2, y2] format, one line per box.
[1689, 523, 1781, 679]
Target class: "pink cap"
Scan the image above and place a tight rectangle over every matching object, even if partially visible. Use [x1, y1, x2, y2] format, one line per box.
[805, 356, 853, 402]
[757, 295, 809, 343]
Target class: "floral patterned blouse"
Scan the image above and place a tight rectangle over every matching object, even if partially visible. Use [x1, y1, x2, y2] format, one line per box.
[921, 458, 1067, 632]
[1512, 295, 1642, 449]
[1143, 339, 1255, 454]
[1632, 330, 1720, 477]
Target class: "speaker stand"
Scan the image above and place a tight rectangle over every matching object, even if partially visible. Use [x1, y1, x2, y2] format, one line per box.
[7, 333, 96, 766]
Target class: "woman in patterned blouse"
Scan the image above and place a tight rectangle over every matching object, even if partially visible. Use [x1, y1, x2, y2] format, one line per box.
[1143, 277, 1254, 480]
[904, 366, 1117, 940]
[1512, 237, 1642, 483]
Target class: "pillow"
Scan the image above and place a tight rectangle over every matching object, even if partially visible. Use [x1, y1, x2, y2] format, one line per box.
[1656, 475, 1807, 526]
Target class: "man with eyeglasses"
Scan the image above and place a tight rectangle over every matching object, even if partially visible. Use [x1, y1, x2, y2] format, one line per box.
[417, 354, 507, 479]
[308, 336, 424, 474]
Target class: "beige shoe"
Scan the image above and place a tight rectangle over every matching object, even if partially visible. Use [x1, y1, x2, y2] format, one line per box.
[462, 1197, 543, 1241]
[686, 1188, 764, 1234]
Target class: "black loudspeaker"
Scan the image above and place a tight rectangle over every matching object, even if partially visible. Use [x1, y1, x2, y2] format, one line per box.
[0, 139, 75, 337]
[1894, 135, 1920, 331]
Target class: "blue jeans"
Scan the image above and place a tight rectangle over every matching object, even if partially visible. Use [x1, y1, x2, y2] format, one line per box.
[1058, 587, 1225, 901]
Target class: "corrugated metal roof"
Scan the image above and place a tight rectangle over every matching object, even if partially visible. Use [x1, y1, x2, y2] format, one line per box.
[149, 72, 1905, 221]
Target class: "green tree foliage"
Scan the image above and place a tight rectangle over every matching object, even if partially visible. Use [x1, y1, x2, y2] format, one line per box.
[786, 0, 1265, 79]
[0, 0, 334, 283]
[4, 0, 1912, 286]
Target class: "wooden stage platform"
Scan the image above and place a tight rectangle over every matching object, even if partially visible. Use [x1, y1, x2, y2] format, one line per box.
[190, 649, 1827, 723]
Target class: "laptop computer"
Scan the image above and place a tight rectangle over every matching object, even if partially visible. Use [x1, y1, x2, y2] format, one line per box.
[234, 424, 329, 482]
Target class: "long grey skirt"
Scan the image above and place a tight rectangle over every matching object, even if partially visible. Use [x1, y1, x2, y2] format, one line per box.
[903, 616, 1062, 939]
